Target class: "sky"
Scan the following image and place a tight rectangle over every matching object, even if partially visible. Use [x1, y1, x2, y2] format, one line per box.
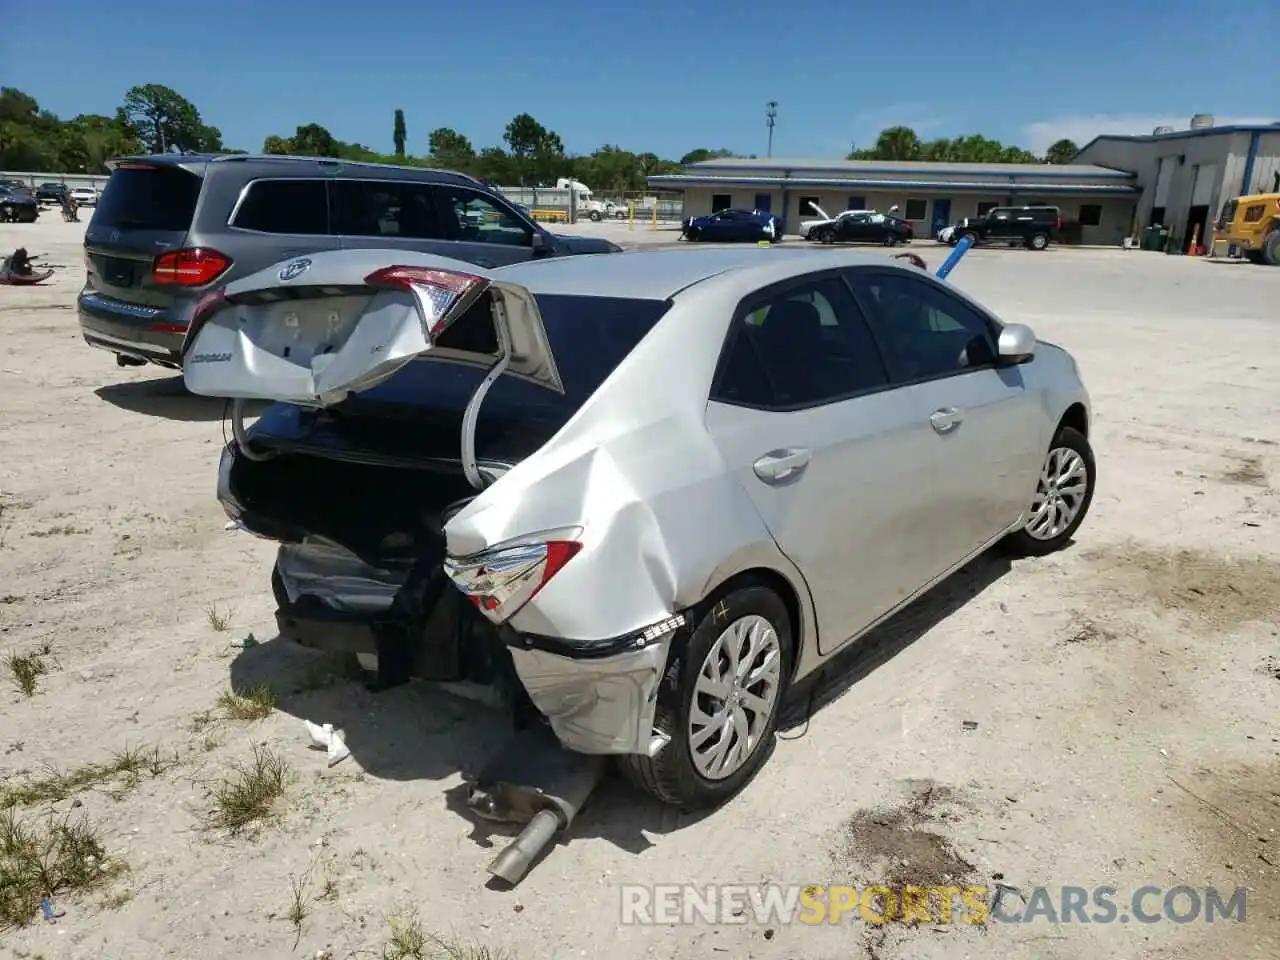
[3, 0, 1276, 160]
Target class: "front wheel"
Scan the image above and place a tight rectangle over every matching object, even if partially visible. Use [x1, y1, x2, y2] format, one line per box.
[1262, 231, 1280, 266]
[614, 209, 627, 220]
[1002, 426, 1096, 557]
[683, 228, 701, 242]
[618, 583, 793, 808]
[1027, 232, 1050, 251]
[817, 227, 835, 244]
[962, 231, 980, 246]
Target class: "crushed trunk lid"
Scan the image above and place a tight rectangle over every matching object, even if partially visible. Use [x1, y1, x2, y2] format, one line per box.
[182, 249, 563, 407]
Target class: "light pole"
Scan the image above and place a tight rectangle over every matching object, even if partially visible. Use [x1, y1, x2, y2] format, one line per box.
[766, 101, 778, 158]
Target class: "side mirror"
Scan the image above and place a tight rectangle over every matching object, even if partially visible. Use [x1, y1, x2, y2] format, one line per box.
[530, 231, 551, 257]
[997, 323, 1036, 364]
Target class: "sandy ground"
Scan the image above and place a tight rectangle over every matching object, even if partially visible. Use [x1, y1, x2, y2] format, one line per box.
[2, 216, 1279, 960]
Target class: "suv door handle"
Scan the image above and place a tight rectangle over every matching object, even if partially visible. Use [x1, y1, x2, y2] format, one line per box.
[930, 408, 963, 434]
[753, 448, 811, 483]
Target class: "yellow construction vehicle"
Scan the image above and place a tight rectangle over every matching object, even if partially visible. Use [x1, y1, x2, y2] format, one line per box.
[1213, 192, 1280, 264]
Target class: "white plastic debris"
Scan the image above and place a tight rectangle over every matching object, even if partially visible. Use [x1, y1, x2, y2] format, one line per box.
[303, 720, 350, 767]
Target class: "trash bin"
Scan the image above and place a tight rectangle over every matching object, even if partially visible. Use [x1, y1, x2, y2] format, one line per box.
[1141, 225, 1168, 251]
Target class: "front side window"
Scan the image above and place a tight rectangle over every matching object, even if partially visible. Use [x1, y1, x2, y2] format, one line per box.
[433, 186, 532, 246]
[714, 276, 889, 409]
[232, 179, 329, 235]
[852, 270, 998, 382]
[334, 180, 443, 239]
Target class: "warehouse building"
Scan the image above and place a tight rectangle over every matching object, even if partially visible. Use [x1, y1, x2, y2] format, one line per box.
[1072, 116, 1280, 250]
[647, 157, 1141, 244]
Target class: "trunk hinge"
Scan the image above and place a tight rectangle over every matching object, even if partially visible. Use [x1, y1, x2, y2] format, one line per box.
[231, 397, 277, 461]
[460, 299, 512, 491]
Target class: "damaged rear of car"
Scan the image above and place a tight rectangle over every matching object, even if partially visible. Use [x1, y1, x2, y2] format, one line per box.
[185, 249, 787, 810]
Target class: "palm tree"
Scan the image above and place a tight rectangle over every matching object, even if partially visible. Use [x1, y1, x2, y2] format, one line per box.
[874, 126, 922, 161]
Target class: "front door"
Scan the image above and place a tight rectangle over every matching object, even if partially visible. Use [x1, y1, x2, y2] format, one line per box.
[754, 192, 772, 213]
[931, 199, 951, 237]
[705, 272, 946, 653]
[848, 268, 1044, 572]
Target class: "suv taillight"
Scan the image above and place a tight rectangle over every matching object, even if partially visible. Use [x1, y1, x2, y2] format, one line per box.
[153, 248, 232, 286]
[1057, 218, 1062, 231]
[444, 539, 582, 624]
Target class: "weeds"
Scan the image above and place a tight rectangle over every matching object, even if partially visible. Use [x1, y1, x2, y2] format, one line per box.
[208, 745, 289, 836]
[27, 525, 91, 539]
[4, 645, 52, 697]
[285, 868, 313, 950]
[0, 807, 124, 929]
[0, 745, 177, 809]
[207, 605, 233, 632]
[383, 912, 514, 960]
[217, 685, 276, 721]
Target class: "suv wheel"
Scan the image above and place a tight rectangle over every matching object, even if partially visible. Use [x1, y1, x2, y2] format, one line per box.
[1027, 232, 1050, 251]
[618, 583, 793, 809]
[1002, 426, 1095, 557]
[962, 231, 980, 246]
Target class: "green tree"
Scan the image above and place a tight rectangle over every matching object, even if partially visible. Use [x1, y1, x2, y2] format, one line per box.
[427, 127, 475, 170]
[873, 126, 922, 161]
[678, 147, 737, 165]
[262, 134, 292, 154]
[393, 109, 406, 158]
[118, 84, 216, 153]
[289, 123, 339, 157]
[1045, 138, 1079, 164]
[503, 113, 564, 185]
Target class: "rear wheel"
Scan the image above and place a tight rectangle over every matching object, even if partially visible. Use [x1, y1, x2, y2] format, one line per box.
[1002, 426, 1095, 557]
[817, 227, 835, 244]
[882, 232, 899, 247]
[962, 231, 980, 246]
[614, 209, 627, 220]
[618, 583, 793, 809]
[588, 210, 602, 222]
[1027, 232, 1050, 251]
[0, 204, 13, 222]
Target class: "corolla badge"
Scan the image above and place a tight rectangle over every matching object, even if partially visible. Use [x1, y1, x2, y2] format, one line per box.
[278, 258, 312, 282]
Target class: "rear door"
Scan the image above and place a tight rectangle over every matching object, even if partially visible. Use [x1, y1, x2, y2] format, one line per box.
[705, 272, 945, 654]
[335, 179, 535, 269]
[83, 160, 206, 309]
[221, 177, 340, 272]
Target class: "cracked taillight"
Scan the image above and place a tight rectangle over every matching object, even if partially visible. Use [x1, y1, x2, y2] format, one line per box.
[363, 265, 489, 338]
[443, 540, 582, 624]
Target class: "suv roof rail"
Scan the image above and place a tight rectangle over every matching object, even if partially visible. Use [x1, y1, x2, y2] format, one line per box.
[207, 153, 486, 185]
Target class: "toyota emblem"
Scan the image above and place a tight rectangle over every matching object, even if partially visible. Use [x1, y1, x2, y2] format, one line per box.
[278, 258, 312, 282]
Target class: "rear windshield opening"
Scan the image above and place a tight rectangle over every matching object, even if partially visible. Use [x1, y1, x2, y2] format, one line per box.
[93, 166, 202, 232]
[342, 293, 672, 426]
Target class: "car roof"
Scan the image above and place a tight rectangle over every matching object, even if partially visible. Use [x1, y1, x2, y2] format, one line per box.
[492, 247, 904, 300]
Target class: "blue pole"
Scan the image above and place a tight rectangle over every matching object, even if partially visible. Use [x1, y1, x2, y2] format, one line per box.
[935, 233, 974, 280]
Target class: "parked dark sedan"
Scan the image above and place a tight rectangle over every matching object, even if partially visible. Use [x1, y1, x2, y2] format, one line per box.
[35, 182, 68, 203]
[0, 186, 40, 223]
[681, 208, 783, 243]
[807, 210, 913, 246]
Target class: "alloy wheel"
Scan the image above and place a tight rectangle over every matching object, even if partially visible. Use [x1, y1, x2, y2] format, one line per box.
[688, 614, 782, 780]
[1024, 446, 1089, 540]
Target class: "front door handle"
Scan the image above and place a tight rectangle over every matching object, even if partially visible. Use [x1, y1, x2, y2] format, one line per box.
[929, 407, 963, 434]
[753, 448, 811, 483]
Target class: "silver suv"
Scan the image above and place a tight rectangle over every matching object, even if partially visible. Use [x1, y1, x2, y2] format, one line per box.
[78, 155, 622, 369]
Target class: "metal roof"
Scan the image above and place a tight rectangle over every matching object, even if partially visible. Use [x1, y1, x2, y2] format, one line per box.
[685, 157, 1134, 178]
[1075, 122, 1280, 156]
[646, 175, 1139, 195]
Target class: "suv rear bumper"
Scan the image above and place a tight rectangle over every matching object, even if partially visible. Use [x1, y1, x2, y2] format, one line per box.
[78, 290, 184, 367]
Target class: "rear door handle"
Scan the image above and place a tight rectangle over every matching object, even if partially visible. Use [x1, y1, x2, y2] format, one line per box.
[753, 448, 811, 483]
[929, 407, 963, 434]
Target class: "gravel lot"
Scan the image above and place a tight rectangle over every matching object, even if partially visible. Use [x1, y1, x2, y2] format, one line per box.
[1, 216, 1278, 960]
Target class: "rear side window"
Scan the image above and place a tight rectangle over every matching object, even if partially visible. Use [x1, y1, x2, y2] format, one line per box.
[93, 166, 202, 231]
[333, 180, 444, 239]
[232, 179, 329, 235]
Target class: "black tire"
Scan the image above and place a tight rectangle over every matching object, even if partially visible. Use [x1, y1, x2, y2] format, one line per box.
[588, 210, 602, 222]
[1263, 231, 1280, 266]
[618, 582, 794, 809]
[1244, 250, 1266, 264]
[882, 232, 899, 247]
[962, 231, 980, 246]
[1001, 426, 1096, 557]
[0, 204, 13, 222]
[614, 209, 627, 220]
[686, 228, 701, 242]
[1027, 232, 1050, 251]
[817, 227, 835, 244]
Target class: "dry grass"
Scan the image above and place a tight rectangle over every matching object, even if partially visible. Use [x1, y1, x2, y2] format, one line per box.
[0, 745, 177, 809]
[207, 745, 289, 836]
[217, 684, 277, 721]
[4, 645, 53, 698]
[1222, 455, 1268, 487]
[0, 807, 124, 929]
[207, 605, 233, 632]
[382, 912, 515, 960]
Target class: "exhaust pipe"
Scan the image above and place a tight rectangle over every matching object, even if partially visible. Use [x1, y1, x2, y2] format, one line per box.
[465, 726, 605, 885]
